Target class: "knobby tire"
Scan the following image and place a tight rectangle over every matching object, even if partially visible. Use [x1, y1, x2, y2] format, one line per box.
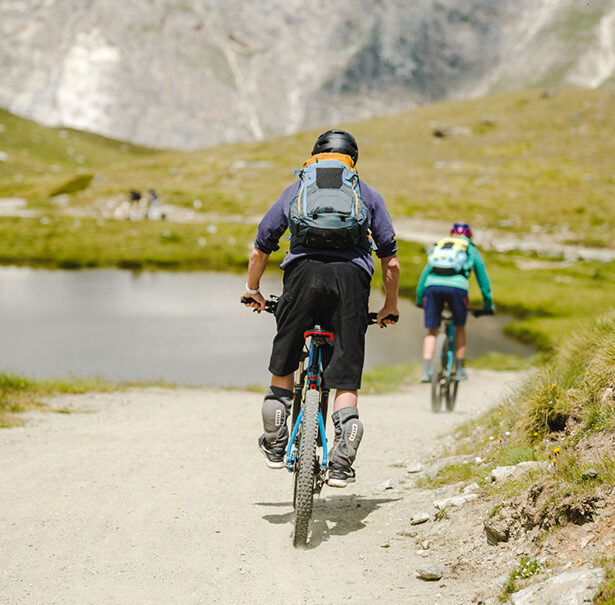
[431, 333, 447, 413]
[293, 388, 319, 547]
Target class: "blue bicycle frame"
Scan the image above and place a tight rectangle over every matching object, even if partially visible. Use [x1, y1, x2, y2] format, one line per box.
[445, 319, 456, 380]
[285, 333, 329, 474]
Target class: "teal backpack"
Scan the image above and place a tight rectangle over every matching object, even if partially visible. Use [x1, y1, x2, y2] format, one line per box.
[427, 237, 470, 276]
[288, 155, 370, 250]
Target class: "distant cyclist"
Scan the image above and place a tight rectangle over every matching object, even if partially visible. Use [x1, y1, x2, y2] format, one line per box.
[242, 129, 400, 487]
[416, 222, 494, 383]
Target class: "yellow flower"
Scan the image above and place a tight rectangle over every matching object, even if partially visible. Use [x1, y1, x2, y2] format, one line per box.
[533, 432, 539, 437]
[553, 447, 560, 454]
[551, 383, 556, 388]
[498, 411, 503, 415]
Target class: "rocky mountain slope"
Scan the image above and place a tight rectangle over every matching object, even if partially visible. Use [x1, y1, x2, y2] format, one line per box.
[1, 0, 614, 149]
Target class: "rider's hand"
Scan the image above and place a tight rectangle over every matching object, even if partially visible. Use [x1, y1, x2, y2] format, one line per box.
[242, 290, 266, 313]
[376, 305, 399, 329]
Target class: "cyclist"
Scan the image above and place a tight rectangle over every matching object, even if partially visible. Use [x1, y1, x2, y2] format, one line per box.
[242, 129, 400, 488]
[416, 221, 494, 383]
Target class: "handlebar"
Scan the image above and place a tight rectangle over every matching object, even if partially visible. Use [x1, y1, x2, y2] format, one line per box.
[368, 312, 399, 326]
[470, 308, 495, 318]
[241, 296, 399, 326]
[241, 295, 278, 314]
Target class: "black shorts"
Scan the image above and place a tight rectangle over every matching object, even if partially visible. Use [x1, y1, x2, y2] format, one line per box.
[269, 257, 371, 390]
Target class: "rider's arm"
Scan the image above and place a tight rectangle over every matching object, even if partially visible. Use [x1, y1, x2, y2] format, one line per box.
[253, 182, 297, 254]
[244, 183, 296, 310]
[359, 182, 397, 258]
[469, 246, 494, 311]
[243, 247, 269, 311]
[415, 265, 430, 306]
[378, 254, 400, 327]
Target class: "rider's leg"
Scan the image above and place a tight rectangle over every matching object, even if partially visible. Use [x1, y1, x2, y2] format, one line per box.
[421, 286, 444, 382]
[333, 389, 357, 411]
[454, 327, 468, 380]
[271, 374, 294, 391]
[421, 328, 439, 382]
[328, 401, 364, 488]
[258, 375, 294, 469]
[451, 288, 469, 381]
[454, 326, 466, 360]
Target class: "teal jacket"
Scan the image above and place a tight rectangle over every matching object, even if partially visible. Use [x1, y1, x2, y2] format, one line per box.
[416, 236, 494, 310]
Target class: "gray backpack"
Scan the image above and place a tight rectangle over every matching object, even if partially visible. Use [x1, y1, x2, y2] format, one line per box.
[288, 157, 370, 250]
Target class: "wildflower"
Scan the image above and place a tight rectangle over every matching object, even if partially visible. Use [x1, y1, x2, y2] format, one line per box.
[498, 410, 503, 415]
[533, 432, 539, 437]
[585, 371, 590, 375]
[551, 383, 556, 388]
[553, 447, 560, 454]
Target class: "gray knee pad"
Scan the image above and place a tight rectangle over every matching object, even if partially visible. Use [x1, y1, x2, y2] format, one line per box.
[330, 407, 364, 467]
[262, 386, 293, 444]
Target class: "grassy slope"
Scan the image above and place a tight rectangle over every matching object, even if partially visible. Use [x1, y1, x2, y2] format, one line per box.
[421, 313, 615, 555]
[1, 87, 615, 350]
[2, 87, 614, 239]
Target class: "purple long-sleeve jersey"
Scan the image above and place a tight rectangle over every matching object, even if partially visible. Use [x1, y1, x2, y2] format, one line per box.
[254, 179, 397, 277]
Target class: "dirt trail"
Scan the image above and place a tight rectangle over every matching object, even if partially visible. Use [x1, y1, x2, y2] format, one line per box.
[0, 370, 522, 605]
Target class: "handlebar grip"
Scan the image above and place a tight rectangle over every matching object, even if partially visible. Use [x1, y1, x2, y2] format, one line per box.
[471, 308, 495, 317]
[368, 313, 399, 326]
[241, 296, 256, 304]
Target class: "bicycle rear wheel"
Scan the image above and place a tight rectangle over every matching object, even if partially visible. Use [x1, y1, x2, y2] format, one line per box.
[430, 333, 447, 413]
[293, 388, 319, 547]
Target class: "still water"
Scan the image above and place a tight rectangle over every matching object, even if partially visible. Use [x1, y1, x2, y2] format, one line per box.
[0, 267, 532, 387]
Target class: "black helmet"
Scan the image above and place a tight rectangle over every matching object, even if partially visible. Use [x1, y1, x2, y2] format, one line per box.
[311, 129, 358, 165]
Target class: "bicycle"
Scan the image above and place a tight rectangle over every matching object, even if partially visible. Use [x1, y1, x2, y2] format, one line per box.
[241, 294, 397, 547]
[430, 303, 493, 413]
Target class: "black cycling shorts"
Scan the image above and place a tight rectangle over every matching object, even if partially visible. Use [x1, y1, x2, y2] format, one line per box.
[269, 257, 371, 390]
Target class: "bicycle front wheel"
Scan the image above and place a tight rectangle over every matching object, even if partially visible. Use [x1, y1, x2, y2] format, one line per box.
[431, 333, 447, 413]
[293, 388, 319, 547]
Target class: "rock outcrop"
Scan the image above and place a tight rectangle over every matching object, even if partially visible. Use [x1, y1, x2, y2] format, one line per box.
[1, 0, 614, 149]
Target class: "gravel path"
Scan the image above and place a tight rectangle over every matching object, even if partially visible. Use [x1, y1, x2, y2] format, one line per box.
[1, 370, 522, 605]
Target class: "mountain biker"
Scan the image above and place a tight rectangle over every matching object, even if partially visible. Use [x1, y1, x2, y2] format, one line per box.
[242, 129, 400, 488]
[416, 221, 493, 383]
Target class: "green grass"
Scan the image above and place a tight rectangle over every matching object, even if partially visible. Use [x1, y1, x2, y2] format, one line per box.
[361, 362, 419, 393]
[595, 558, 615, 604]
[501, 557, 543, 599]
[467, 352, 542, 371]
[0, 372, 118, 427]
[0, 371, 182, 427]
[0, 217, 277, 271]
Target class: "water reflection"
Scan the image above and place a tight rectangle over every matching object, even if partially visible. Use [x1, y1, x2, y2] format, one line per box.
[0, 268, 532, 387]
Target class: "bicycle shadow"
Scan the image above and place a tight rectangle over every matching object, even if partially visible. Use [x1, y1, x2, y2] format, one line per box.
[255, 493, 400, 548]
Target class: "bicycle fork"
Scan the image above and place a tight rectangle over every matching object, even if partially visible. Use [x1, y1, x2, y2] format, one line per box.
[285, 348, 329, 493]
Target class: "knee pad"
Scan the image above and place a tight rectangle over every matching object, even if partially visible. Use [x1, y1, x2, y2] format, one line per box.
[261, 387, 293, 444]
[330, 407, 364, 467]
